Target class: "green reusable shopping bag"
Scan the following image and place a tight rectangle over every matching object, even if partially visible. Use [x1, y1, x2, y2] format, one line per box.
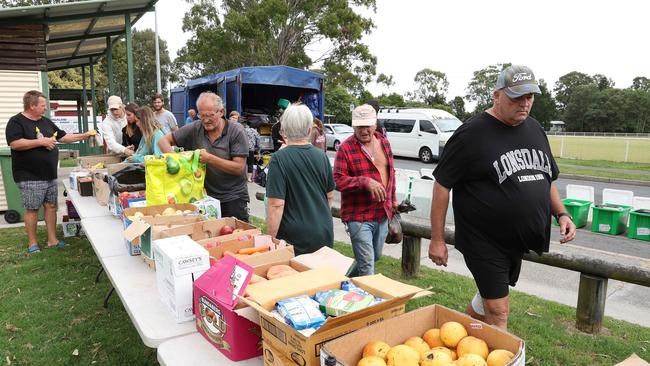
[145, 150, 207, 206]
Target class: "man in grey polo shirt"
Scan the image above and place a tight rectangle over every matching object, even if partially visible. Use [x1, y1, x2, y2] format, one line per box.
[158, 91, 250, 221]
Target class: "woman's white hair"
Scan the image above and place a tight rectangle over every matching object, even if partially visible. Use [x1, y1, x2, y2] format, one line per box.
[196, 91, 223, 112]
[280, 103, 313, 140]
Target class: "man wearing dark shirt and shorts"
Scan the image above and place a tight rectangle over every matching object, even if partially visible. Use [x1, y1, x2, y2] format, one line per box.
[158, 92, 250, 221]
[428, 66, 577, 329]
[6, 90, 95, 253]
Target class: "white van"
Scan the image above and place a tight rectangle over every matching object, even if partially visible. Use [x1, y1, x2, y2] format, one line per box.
[378, 108, 462, 163]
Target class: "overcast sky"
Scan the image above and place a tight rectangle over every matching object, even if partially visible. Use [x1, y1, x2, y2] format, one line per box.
[136, 0, 649, 103]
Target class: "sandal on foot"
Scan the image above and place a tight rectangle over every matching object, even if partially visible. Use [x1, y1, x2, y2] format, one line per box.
[27, 245, 42, 254]
[47, 241, 65, 248]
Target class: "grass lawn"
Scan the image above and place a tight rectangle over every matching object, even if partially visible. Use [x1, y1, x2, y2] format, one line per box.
[548, 136, 650, 164]
[2, 220, 649, 365]
[59, 158, 78, 168]
[555, 158, 650, 172]
[556, 158, 650, 182]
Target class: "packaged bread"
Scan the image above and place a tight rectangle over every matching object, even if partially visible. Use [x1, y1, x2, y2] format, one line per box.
[267, 264, 299, 280]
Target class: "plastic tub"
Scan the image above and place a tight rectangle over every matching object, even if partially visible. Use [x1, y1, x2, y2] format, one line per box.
[590, 204, 631, 235]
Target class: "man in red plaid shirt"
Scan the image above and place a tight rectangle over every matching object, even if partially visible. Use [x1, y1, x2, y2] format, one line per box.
[334, 104, 397, 276]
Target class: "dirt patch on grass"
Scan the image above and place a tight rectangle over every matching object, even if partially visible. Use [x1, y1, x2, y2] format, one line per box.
[560, 319, 613, 336]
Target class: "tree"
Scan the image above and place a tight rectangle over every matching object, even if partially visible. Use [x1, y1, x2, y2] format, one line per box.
[357, 90, 374, 105]
[107, 29, 175, 106]
[631, 76, 650, 92]
[529, 79, 557, 128]
[376, 73, 394, 88]
[562, 84, 598, 132]
[592, 73, 615, 90]
[553, 71, 595, 110]
[466, 63, 511, 114]
[448, 96, 469, 121]
[411, 68, 448, 106]
[324, 85, 355, 123]
[377, 93, 405, 108]
[175, 0, 377, 93]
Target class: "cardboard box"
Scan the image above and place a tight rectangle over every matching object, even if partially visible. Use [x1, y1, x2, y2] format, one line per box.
[77, 176, 94, 196]
[193, 255, 262, 361]
[241, 269, 424, 366]
[193, 196, 222, 218]
[124, 214, 209, 259]
[108, 191, 118, 216]
[160, 217, 257, 243]
[197, 234, 294, 267]
[320, 304, 526, 366]
[615, 354, 650, 366]
[153, 235, 210, 323]
[122, 203, 199, 256]
[78, 154, 122, 169]
[292, 247, 355, 277]
[118, 192, 146, 210]
[263, 341, 296, 366]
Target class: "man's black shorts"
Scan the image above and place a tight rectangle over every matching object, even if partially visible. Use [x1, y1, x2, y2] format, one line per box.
[462, 250, 523, 299]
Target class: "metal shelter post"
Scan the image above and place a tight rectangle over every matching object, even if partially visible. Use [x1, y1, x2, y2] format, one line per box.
[81, 65, 89, 155]
[40, 71, 51, 118]
[90, 62, 97, 130]
[76, 99, 82, 155]
[125, 13, 134, 102]
[90, 61, 99, 154]
[154, 4, 161, 94]
[106, 36, 114, 96]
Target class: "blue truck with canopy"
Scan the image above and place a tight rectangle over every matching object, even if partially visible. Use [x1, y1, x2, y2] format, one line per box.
[170, 65, 325, 151]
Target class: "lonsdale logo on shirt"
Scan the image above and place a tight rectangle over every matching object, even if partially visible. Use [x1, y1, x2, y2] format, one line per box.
[493, 148, 552, 184]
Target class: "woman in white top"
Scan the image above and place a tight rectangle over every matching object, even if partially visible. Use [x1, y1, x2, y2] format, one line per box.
[101, 95, 134, 156]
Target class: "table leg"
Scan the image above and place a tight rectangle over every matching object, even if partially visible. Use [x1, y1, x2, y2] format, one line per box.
[95, 267, 104, 283]
[103, 287, 114, 308]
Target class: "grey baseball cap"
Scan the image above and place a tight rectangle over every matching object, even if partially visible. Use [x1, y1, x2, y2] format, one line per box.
[495, 65, 542, 98]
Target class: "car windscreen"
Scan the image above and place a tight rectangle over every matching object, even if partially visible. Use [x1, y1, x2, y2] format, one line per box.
[333, 125, 353, 134]
[434, 118, 462, 132]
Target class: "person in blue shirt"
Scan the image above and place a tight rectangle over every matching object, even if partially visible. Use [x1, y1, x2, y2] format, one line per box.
[185, 108, 197, 125]
[126, 106, 165, 163]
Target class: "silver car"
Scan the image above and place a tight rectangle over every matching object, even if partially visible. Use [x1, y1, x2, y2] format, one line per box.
[324, 123, 354, 151]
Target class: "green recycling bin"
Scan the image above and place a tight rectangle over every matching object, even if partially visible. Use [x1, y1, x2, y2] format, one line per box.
[554, 198, 592, 228]
[628, 209, 650, 241]
[590, 204, 631, 235]
[0, 147, 44, 223]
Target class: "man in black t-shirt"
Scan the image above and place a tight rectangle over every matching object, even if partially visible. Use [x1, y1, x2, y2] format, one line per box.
[428, 66, 577, 329]
[6, 90, 95, 254]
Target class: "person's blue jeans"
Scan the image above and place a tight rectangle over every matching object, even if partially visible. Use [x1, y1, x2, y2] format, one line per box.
[347, 219, 388, 277]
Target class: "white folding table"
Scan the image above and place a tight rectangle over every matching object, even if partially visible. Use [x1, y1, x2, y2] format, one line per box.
[66, 175, 265, 363]
[157, 333, 263, 366]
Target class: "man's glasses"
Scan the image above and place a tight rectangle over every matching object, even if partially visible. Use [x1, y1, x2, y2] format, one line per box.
[199, 112, 219, 119]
